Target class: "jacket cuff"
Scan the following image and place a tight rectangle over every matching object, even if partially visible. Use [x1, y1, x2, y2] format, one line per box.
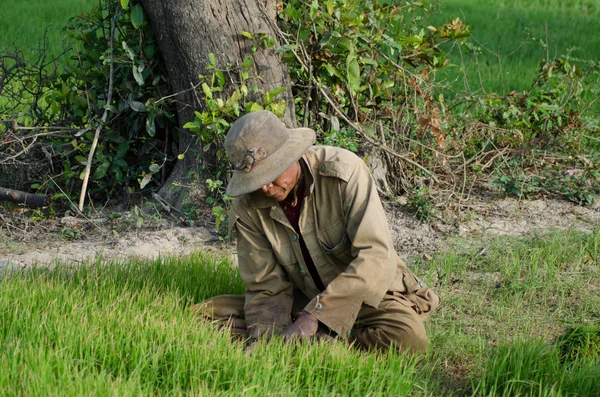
[304, 294, 362, 337]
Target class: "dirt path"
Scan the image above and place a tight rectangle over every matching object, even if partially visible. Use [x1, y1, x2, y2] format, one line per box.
[1, 197, 599, 272]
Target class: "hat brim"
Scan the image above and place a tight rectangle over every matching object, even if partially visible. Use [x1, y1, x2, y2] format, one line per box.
[226, 127, 316, 197]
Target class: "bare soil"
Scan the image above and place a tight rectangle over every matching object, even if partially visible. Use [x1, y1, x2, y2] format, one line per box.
[1, 197, 599, 272]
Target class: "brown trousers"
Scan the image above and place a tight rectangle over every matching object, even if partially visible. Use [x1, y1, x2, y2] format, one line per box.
[193, 291, 428, 353]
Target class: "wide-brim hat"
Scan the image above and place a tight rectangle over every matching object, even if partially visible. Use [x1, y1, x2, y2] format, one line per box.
[224, 110, 316, 197]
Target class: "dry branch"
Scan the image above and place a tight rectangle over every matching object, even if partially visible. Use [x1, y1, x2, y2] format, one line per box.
[77, 4, 120, 211]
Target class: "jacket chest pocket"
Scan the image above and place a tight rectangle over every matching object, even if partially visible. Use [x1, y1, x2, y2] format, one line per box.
[317, 218, 354, 265]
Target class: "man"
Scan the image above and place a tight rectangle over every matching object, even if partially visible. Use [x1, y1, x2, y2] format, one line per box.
[196, 110, 439, 352]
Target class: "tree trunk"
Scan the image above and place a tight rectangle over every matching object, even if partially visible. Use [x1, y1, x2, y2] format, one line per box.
[140, 0, 295, 211]
[0, 187, 49, 208]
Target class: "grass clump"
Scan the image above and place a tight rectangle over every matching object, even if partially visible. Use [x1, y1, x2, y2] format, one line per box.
[473, 340, 600, 397]
[558, 326, 600, 362]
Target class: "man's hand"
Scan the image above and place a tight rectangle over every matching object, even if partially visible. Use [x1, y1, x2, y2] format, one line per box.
[283, 311, 319, 341]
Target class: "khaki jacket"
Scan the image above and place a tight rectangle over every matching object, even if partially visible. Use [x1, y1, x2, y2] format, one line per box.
[230, 146, 439, 338]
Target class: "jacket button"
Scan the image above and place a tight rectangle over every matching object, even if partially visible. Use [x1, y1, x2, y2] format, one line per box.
[320, 164, 325, 172]
[316, 303, 323, 310]
[300, 269, 307, 276]
[290, 234, 298, 242]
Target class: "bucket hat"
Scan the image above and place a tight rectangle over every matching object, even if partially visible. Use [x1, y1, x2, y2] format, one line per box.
[224, 110, 316, 197]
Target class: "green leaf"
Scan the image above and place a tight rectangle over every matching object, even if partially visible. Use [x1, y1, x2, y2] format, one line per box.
[249, 102, 264, 112]
[268, 101, 287, 117]
[241, 56, 254, 68]
[93, 161, 110, 179]
[208, 53, 217, 67]
[52, 193, 68, 201]
[30, 183, 41, 189]
[227, 89, 242, 107]
[113, 159, 128, 168]
[122, 41, 135, 60]
[323, 63, 341, 78]
[113, 167, 123, 182]
[104, 104, 118, 114]
[319, 31, 332, 47]
[337, 38, 353, 52]
[360, 57, 378, 67]
[262, 36, 276, 48]
[202, 83, 213, 99]
[132, 65, 145, 85]
[183, 121, 198, 129]
[268, 86, 286, 98]
[177, 153, 185, 160]
[75, 156, 87, 165]
[120, 0, 129, 9]
[146, 113, 156, 137]
[215, 70, 226, 88]
[284, 5, 300, 21]
[131, 4, 144, 29]
[129, 101, 147, 112]
[275, 44, 299, 53]
[241, 31, 253, 38]
[347, 57, 361, 93]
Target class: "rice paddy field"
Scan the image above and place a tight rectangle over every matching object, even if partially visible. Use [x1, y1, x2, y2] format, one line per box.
[1, 0, 598, 98]
[429, 0, 600, 98]
[1, 229, 599, 396]
[0, 0, 96, 60]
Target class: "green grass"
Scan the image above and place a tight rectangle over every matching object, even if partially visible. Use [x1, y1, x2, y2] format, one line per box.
[2, 228, 600, 395]
[0, 0, 96, 60]
[431, 0, 600, 100]
[0, 253, 428, 396]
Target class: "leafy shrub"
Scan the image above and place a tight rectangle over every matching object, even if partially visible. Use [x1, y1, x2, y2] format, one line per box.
[0, 0, 176, 203]
[53, 0, 174, 199]
[182, 53, 288, 234]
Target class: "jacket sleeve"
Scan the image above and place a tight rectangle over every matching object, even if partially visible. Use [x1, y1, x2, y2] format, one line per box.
[304, 159, 397, 336]
[232, 206, 294, 339]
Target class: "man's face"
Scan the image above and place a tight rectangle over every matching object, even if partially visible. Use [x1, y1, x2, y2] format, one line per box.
[259, 161, 299, 202]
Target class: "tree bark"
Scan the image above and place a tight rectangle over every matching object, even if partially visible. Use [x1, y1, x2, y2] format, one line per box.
[140, 0, 295, 210]
[0, 187, 49, 208]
